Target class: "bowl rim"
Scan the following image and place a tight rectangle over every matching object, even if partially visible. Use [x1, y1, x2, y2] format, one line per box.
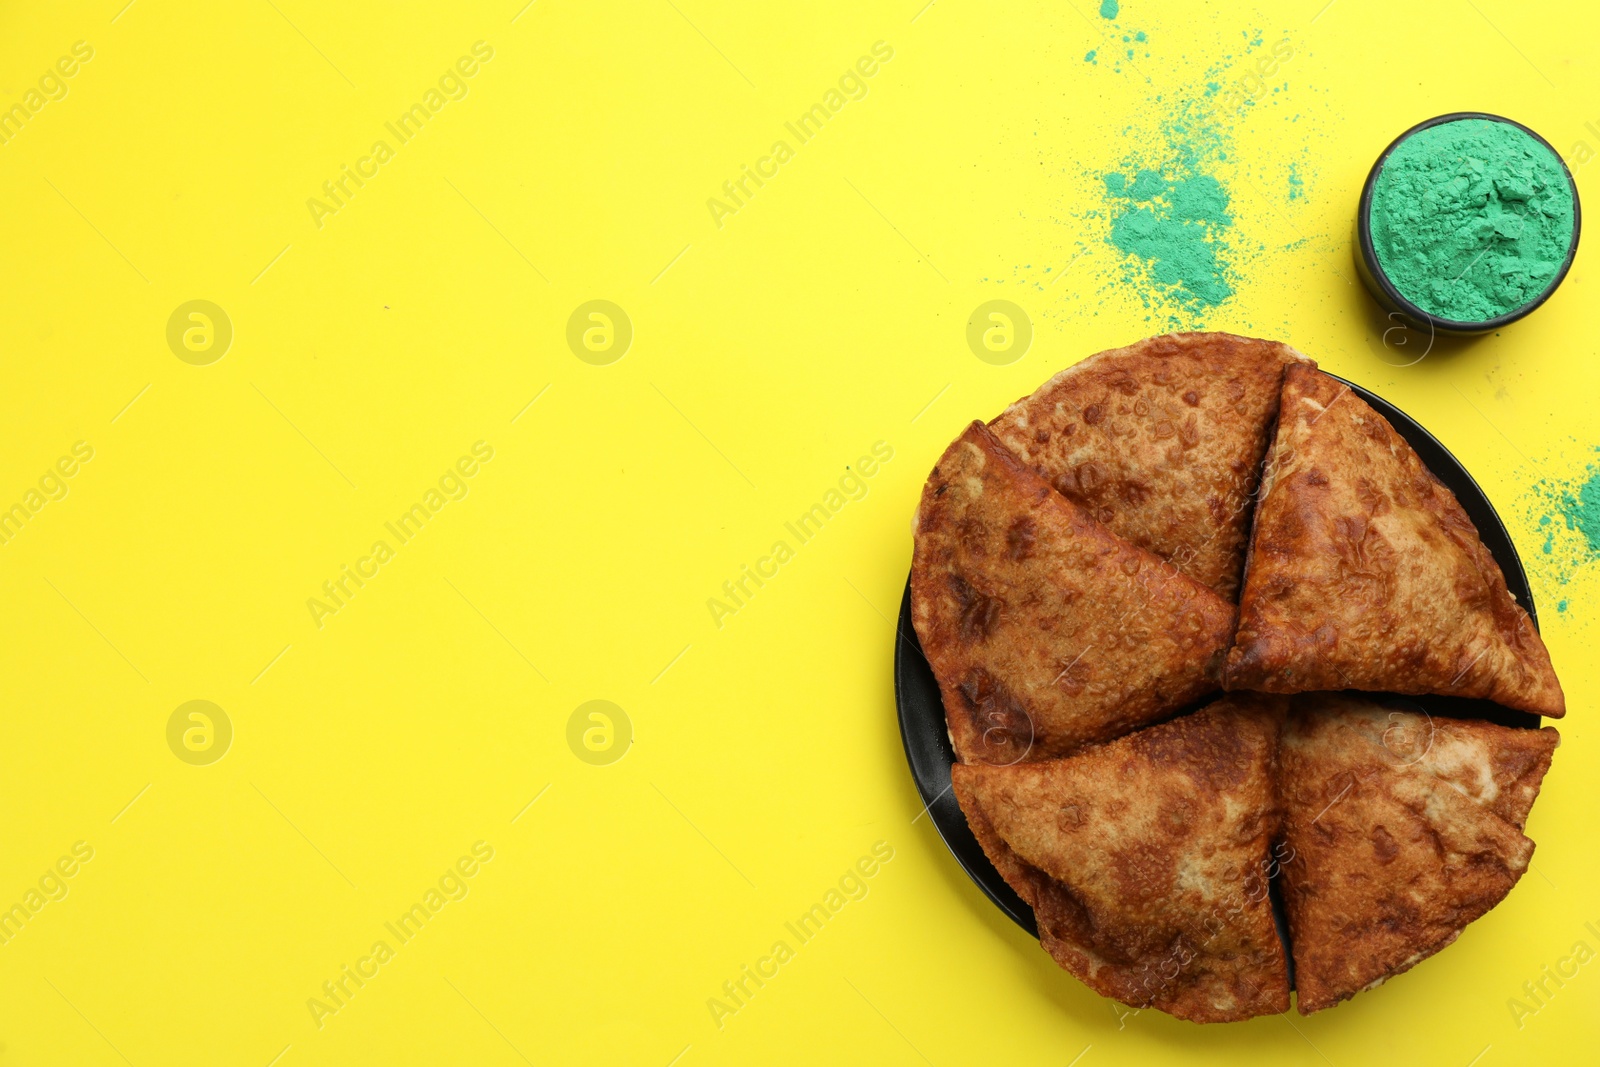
[1357, 111, 1583, 333]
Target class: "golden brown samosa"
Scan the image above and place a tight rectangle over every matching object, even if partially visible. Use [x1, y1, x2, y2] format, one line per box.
[989, 332, 1308, 599]
[1277, 694, 1558, 1014]
[1226, 364, 1564, 717]
[952, 695, 1291, 1022]
[913, 421, 1235, 763]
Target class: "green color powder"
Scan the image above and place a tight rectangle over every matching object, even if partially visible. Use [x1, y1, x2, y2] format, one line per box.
[1369, 118, 1574, 322]
[1100, 0, 1119, 19]
[1085, 49, 1097, 63]
[1073, 25, 1310, 329]
[1103, 169, 1234, 308]
[1560, 464, 1600, 556]
[1524, 449, 1600, 607]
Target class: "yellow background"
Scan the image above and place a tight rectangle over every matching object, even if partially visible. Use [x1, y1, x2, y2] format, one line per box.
[2, 1, 1596, 1064]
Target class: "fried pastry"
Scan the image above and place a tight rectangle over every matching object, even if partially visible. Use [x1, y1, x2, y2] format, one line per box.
[951, 695, 1291, 1023]
[1225, 364, 1564, 717]
[1278, 694, 1559, 1014]
[989, 332, 1308, 599]
[912, 421, 1236, 763]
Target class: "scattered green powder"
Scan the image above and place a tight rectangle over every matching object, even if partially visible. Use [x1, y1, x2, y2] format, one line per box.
[1369, 118, 1575, 322]
[1095, 70, 1243, 321]
[1085, 49, 1097, 63]
[1287, 162, 1302, 200]
[1561, 464, 1600, 555]
[1100, 0, 1119, 19]
[1040, 21, 1315, 329]
[1524, 449, 1600, 607]
[1102, 169, 1234, 309]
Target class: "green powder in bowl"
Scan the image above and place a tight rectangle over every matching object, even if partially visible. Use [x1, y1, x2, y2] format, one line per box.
[1363, 116, 1578, 327]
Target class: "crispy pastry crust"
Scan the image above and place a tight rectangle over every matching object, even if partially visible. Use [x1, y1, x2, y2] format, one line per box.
[1226, 365, 1564, 717]
[1278, 694, 1558, 1014]
[989, 332, 1308, 599]
[951, 695, 1292, 1023]
[912, 421, 1236, 763]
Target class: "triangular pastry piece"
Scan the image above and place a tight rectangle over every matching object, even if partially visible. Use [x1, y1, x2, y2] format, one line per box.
[1277, 694, 1559, 1014]
[951, 695, 1291, 1023]
[1225, 364, 1564, 717]
[989, 332, 1308, 599]
[912, 421, 1236, 763]
[1372, 700, 1559, 831]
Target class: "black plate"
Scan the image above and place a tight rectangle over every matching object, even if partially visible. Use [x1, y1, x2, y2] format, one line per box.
[894, 374, 1541, 937]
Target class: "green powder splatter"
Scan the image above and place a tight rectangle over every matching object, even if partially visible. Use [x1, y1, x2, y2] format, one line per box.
[1369, 118, 1575, 322]
[1100, 0, 1119, 18]
[1031, 18, 1318, 334]
[1523, 449, 1600, 605]
[1085, 49, 1097, 63]
[1561, 465, 1600, 554]
[1103, 170, 1234, 308]
[1093, 66, 1243, 325]
[1287, 162, 1302, 200]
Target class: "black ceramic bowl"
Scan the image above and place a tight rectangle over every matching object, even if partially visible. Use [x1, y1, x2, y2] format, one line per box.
[1355, 112, 1581, 335]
